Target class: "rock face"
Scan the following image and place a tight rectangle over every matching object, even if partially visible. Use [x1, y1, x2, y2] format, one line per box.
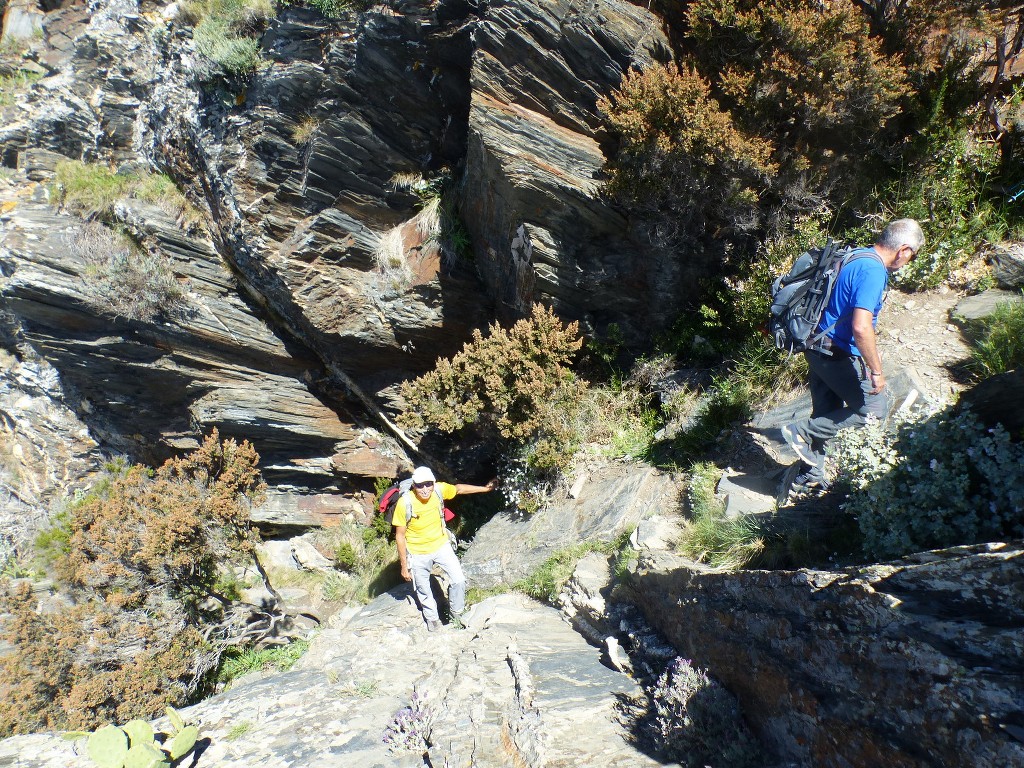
[628, 543, 1024, 768]
[0, 591, 664, 768]
[461, 462, 682, 588]
[460, 0, 683, 343]
[0, 0, 681, 524]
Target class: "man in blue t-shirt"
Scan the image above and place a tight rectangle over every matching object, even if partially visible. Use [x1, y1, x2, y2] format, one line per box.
[782, 219, 925, 490]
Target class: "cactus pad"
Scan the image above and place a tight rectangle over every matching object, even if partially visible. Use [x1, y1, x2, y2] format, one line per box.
[123, 743, 169, 768]
[165, 707, 185, 733]
[168, 725, 199, 761]
[122, 720, 154, 748]
[86, 724, 129, 768]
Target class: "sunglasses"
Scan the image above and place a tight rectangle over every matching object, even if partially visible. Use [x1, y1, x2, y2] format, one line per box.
[413, 481, 434, 489]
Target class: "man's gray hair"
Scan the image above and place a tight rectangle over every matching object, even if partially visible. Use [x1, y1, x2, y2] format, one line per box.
[877, 218, 925, 253]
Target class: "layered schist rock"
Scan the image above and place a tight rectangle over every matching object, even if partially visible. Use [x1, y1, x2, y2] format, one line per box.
[0, 192, 401, 524]
[462, 0, 681, 344]
[1, 0, 678, 523]
[628, 543, 1024, 768]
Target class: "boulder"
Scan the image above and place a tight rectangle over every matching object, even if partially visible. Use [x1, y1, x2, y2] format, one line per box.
[461, 462, 682, 588]
[988, 241, 1024, 288]
[950, 288, 1024, 327]
[628, 543, 1024, 768]
[956, 369, 1024, 437]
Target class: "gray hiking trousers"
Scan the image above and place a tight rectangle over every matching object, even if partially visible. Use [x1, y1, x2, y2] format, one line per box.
[790, 350, 889, 478]
[408, 543, 465, 623]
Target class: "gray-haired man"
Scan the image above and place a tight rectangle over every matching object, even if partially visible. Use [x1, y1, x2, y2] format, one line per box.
[782, 218, 925, 490]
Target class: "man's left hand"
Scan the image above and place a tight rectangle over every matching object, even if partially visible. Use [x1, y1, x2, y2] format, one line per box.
[868, 371, 886, 394]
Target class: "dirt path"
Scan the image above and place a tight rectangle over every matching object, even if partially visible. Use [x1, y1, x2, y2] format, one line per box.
[878, 286, 974, 404]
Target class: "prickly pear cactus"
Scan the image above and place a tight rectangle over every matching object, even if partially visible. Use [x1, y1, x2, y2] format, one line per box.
[123, 743, 170, 768]
[86, 724, 129, 768]
[122, 720, 154, 748]
[165, 707, 185, 733]
[168, 725, 199, 761]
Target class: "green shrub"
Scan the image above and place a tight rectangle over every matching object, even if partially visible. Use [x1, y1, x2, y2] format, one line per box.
[686, 0, 909, 159]
[831, 407, 1024, 560]
[399, 304, 586, 475]
[307, 0, 358, 18]
[676, 462, 763, 569]
[967, 291, 1024, 377]
[850, 116, 1010, 291]
[644, 657, 761, 767]
[334, 541, 358, 570]
[598, 62, 776, 239]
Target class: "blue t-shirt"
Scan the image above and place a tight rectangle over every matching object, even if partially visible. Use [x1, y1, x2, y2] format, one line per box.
[817, 251, 887, 356]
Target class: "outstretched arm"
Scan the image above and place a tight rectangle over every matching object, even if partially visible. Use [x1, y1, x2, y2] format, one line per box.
[454, 479, 498, 495]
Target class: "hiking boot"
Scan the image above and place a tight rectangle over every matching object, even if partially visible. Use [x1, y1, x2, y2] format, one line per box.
[790, 470, 829, 496]
[426, 619, 443, 632]
[449, 612, 467, 630]
[781, 424, 817, 467]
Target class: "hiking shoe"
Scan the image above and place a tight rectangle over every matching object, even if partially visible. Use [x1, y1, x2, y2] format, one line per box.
[426, 619, 442, 632]
[449, 612, 467, 630]
[781, 424, 817, 466]
[790, 470, 829, 496]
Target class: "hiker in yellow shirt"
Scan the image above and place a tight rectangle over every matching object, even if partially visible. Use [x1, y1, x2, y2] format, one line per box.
[393, 466, 497, 631]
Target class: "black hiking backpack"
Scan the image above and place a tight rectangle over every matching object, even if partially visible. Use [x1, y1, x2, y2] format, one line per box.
[769, 240, 881, 355]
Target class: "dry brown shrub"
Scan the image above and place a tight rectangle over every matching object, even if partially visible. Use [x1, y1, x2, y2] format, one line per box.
[598, 62, 776, 236]
[0, 431, 266, 735]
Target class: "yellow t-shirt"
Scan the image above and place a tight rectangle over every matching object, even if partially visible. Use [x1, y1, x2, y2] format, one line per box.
[391, 481, 457, 555]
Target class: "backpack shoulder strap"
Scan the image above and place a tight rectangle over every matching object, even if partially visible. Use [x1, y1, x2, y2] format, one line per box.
[402, 491, 414, 524]
[401, 486, 448, 527]
[434, 486, 448, 528]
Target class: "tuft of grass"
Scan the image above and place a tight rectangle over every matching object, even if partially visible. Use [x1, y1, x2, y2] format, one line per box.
[0, 70, 43, 107]
[52, 161, 201, 226]
[677, 462, 763, 569]
[292, 115, 321, 145]
[513, 532, 631, 604]
[183, 0, 273, 77]
[52, 161, 134, 218]
[465, 584, 509, 606]
[193, 19, 263, 76]
[967, 291, 1024, 377]
[225, 721, 252, 740]
[217, 639, 309, 686]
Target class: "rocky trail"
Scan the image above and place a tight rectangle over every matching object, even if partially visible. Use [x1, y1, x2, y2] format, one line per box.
[0, 572, 674, 768]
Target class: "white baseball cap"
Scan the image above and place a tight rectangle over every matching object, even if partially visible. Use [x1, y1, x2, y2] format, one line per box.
[411, 466, 436, 484]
